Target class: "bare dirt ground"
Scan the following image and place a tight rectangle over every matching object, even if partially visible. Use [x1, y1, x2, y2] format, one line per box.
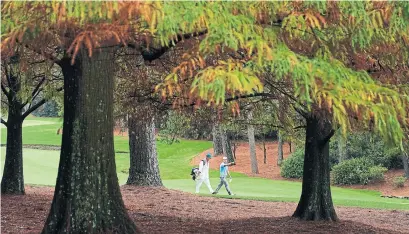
[192, 142, 409, 196]
[2, 186, 409, 233]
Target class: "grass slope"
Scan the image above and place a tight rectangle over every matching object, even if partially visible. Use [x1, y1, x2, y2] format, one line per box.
[1, 117, 408, 211]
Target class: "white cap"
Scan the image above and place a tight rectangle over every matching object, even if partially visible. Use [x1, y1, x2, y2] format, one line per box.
[223, 157, 228, 160]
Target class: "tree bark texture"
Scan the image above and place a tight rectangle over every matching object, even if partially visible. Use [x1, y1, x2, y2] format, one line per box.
[1, 103, 24, 194]
[212, 122, 223, 155]
[337, 132, 347, 163]
[293, 110, 338, 221]
[221, 127, 234, 162]
[263, 135, 267, 164]
[402, 152, 409, 179]
[42, 48, 138, 233]
[247, 110, 259, 174]
[277, 132, 283, 166]
[126, 113, 162, 186]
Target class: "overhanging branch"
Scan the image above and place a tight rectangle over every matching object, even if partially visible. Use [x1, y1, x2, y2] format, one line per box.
[21, 86, 63, 119]
[293, 106, 308, 119]
[1, 82, 10, 98]
[128, 30, 208, 62]
[1, 118, 7, 127]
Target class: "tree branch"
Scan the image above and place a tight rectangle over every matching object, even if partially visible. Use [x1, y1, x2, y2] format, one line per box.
[128, 30, 208, 62]
[321, 127, 337, 145]
[21, 77, 46, 109]
[22, 98, 46, 120]
[20, 43, 62, 66]
[293, 125, 306, 130]
[21, 86, 63, 119]
[225, 93, 274, 102]
[1, 118, 8, 127]
[264, 79, 306, 108]
[293, 106, 309, 119]
[1, 82, 10, 98]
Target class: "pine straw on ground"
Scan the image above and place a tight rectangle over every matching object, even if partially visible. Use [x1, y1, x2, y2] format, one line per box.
[2, 186, 409, 233]
[193, 142, 409, 196]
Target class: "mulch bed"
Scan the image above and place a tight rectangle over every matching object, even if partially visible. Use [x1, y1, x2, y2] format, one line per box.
[2, 186, 409, 233]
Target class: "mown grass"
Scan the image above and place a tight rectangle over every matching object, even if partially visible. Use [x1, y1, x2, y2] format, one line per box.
[1, 117, 408, 211]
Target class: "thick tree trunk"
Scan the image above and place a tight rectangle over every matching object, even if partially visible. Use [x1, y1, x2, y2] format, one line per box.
[247, 110, 259, 174]
[1, 104, 24, 195]
[402, 152, 409, 179]
[212, 122, 223, 155]
[293, 111, 338, 221]
[277, 132, 283, 166]
[42, 49, 138, 233]
[126, 113, 162, 186]
[221, 127, 234, 162]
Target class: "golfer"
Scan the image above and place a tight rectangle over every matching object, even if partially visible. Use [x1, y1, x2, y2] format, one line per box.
[212, 157, 235, 195]
[195, 153, 214, 194]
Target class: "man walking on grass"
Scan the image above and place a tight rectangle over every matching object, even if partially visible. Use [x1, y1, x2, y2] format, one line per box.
[195, 153, 214, 194]
[212, 157, 235, 195]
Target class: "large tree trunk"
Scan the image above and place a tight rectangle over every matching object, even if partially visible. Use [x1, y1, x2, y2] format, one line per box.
[221, 127, 234, 162]
[42, 49, 138, 233]
[293, 110, 338, 221]
[402, 152, 409, 179]
[277, 131, 283, 166]
[1, 102, 24, 195]
[247, 110, 259, 174]
[212, 122, 223, 155]
[126, 113, 162, 186]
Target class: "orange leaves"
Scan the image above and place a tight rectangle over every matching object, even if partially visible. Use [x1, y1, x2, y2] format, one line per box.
[171, 53, 206, 79]
[2, 1, 160, 63]
[66, 24, 127, 64]
[289, 10, 327, 30]
[305, 11, 327, 30]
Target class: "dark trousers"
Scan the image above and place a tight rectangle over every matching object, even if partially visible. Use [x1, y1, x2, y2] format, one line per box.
[215, 177, 232, 195]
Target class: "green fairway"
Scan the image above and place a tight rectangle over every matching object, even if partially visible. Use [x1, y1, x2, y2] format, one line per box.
[1, 117, 408, 211]
[165, 178, 409, 211]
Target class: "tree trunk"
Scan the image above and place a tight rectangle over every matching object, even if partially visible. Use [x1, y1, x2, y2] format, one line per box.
[289, 142, 292, 153]
[293, 111, 338, 221]
[212, 122, 223, 155]
[42, 49, 138, 233]
[126, 113, 162, 186]
[263, 134, 267, 164]
[402, 152, 409, 179]
[337, 131, 347, 163]
[247, 110, 259, 174]
[1, 103, 24, 195]
[221, 127, 234, 162]
[277, 131, 283, 166]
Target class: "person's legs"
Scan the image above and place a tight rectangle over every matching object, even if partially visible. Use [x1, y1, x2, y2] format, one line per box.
[203, 178, 214, 193]
[222, 178, 232, 195]
[195, 178, 204, 193]
[213, 177, 224, 194]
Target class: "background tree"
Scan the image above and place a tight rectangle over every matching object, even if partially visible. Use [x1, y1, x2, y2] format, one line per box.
[1, 52, 62, 195]
[115, 51, 165, 187]
[247, 109, 259, 174]
[212, 121, 224, 155]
